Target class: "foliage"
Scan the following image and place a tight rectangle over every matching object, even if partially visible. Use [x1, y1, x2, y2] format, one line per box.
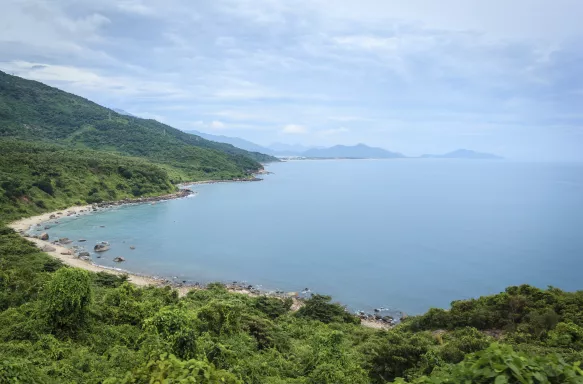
[296, 294, 360, 324]
[393, 343, 583, 383]
[0, 139, 177, 222]
[43, 268, 92, 335]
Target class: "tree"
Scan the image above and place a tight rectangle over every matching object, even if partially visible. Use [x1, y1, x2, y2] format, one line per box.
[43, 268, 92, 335]
[296, 294, 359, 324]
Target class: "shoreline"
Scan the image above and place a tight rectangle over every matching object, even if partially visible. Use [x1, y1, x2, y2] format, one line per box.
[8, 179, 393, 330]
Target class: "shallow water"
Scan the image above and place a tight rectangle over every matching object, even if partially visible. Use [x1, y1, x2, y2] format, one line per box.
[43, 159, 583, 315]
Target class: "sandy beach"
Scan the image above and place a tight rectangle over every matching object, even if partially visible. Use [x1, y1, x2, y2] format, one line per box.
[8, 202, 392, 330]
[8, 205, 164, 287]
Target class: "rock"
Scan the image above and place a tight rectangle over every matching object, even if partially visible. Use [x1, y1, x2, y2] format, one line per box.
[130, 246, 136, 250]
[100, 225, 105, 228]
[94, 244, 110, 252]
[41, 245, 56, 252]
[59, 238, 72, 244]
[39, 233, 49, 241]
[60, 250, 73, 255]
[78, 239, 87, 242]
[57, 212, 63, 215]
[78, 251, 90, 257]
[44, 226, 51, 230]
[382, 316, 394, 323]
[113, 257, 125, 262]
[49, 214, 56, 219]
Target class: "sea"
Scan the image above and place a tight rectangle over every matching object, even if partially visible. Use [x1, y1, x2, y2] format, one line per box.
[40, 159, 583, 316]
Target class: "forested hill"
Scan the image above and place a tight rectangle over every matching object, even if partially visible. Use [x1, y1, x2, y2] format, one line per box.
[0, 140, 179, 220]
[0, 71, 278, 181]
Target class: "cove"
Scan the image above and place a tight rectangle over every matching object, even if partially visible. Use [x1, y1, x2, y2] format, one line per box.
[41, 159, 583, 315]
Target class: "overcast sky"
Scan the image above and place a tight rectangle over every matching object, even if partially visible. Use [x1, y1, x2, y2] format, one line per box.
[1, 0, 582, 160]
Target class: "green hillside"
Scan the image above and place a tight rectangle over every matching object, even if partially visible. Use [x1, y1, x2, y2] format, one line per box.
[0, 71, 278, 182]
[0, 139, 177, 221]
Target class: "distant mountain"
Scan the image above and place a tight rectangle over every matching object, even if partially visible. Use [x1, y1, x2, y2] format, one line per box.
[112, 108, 135, 117]
[187, 130, 274, 155]
[302, 144, 404, 159]
[422, 149, 503, 159]
[268, 142, 313, 154]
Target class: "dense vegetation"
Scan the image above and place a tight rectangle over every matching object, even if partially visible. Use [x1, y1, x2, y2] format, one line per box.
[0, 70, 278, 183]
[0, 139, 177, 221]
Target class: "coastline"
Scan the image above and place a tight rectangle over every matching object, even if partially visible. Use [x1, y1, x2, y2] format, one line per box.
[7, 179, 392, 330]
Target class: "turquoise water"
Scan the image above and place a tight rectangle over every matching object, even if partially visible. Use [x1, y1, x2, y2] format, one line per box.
[44, 160, 583, 315]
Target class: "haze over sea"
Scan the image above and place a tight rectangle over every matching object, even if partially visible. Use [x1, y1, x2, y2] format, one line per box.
[46, 160, 583, 315]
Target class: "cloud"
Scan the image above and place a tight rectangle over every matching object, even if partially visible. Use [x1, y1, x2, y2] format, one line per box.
[210, 120, 226, 129]
[319, 127, 349, 136]
[0, 0, 581, 159]
[282, 124, 308, 134]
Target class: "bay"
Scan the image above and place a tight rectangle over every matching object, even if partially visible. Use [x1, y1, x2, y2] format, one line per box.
[45, 159, 583, 315]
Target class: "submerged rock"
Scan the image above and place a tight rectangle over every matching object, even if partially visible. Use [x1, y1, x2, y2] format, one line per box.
[78, 239, 87, 242]
[130, 246, 136, 250]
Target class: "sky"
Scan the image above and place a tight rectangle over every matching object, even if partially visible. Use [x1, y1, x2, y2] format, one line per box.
[1, 0, 582, 160]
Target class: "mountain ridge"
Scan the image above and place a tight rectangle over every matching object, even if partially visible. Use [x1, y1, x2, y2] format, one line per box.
[302, 143, 405, 159]
[0, 71, 278, 182]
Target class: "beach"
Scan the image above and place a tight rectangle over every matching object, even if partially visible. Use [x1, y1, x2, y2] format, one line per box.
[8, 201, 392, 330]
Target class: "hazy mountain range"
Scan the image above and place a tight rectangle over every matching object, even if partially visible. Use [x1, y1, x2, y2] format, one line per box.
[184, 129, 503, 160]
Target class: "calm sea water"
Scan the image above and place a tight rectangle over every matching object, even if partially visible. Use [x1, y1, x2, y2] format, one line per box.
[44, 160, 583, 315]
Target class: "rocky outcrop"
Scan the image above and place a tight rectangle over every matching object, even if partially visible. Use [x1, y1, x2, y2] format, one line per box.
[94, 244, 110, 252]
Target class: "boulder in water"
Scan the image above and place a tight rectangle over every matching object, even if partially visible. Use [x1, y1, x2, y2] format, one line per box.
[39, 233, 49, 241]
[113, 256, 125, 263]
[94, 244, 110, 252]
